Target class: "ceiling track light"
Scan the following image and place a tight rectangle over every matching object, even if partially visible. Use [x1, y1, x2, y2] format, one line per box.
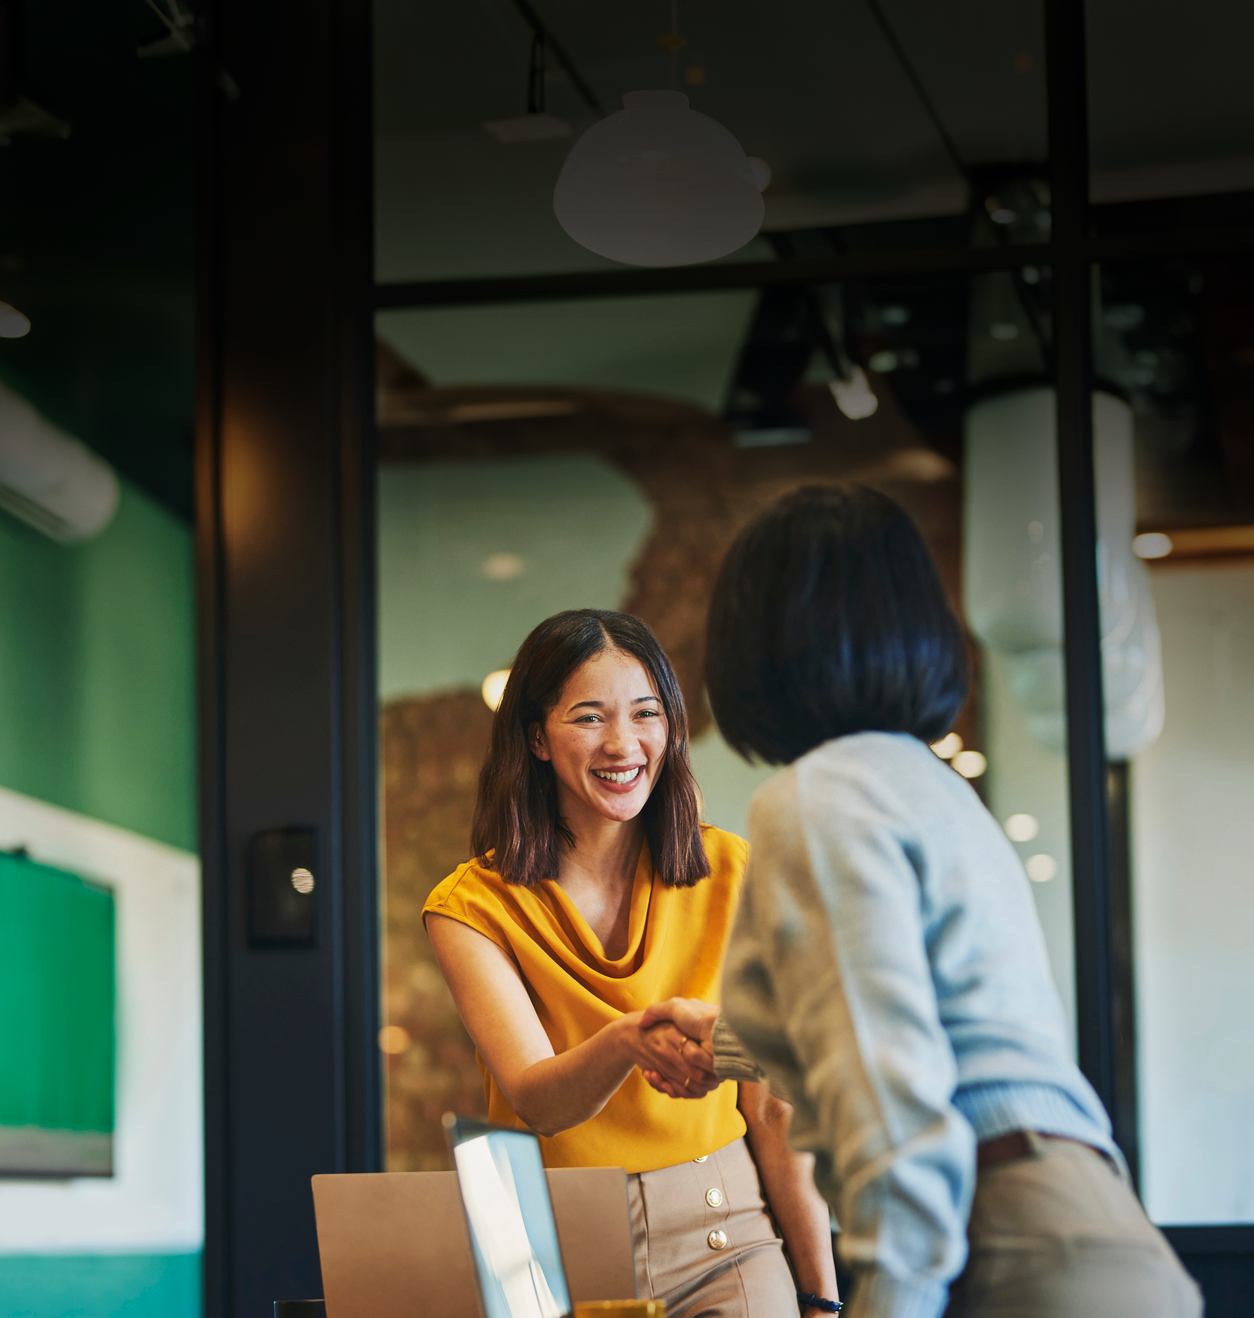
[484, 26, 572, 144]
[807, 287, 879, 420]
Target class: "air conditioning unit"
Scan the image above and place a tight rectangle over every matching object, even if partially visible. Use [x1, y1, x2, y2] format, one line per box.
[0, 382, 119, 542]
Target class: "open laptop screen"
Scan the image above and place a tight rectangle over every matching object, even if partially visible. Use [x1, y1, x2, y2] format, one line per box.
[445, 1116, 574, 1318]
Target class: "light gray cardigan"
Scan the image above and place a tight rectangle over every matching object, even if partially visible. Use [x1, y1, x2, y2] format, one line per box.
[718, 731, 1117, 1318]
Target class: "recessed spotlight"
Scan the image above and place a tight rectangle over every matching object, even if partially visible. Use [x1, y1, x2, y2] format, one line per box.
[930, 732, 963, 760]
[1004, 813, 1039, 842]
[482, 552, 526, 581]
[1025, 853, 1058, 883]
[378, 1025, 412, 1055]
[952, 750, 988, 779]
[482, 669, 510, 712]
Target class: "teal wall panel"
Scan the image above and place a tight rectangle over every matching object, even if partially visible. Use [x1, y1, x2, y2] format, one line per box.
[0, 1253, 200, 1318]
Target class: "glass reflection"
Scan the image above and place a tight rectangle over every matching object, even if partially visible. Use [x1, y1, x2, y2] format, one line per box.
[373, 0, 1048, 282]
[376, 277, 1076, 1166]
[1093, 256, 1254, 1223]
[451, 1126, 571, 1318]
[1088, 0, 1254, 206]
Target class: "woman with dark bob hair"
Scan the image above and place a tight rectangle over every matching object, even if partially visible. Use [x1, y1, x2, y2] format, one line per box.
[423, 608, 839, 1318]
[642, 486, 1200, 1318]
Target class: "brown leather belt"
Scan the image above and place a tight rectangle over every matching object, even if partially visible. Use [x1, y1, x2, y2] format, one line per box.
[976, 1129, 1089, 1172]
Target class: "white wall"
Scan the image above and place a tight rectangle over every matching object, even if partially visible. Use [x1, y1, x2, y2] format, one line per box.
[0, 788, 203, 1253]
[378, 454, 653, 702]
[1132, 562, 1254, 1224]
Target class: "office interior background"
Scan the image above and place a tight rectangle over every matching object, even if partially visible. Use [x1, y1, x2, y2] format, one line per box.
[0, 0, 1251, 1314]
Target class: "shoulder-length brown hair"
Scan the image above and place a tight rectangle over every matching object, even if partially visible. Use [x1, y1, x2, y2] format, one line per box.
[471, 609, 710, 888]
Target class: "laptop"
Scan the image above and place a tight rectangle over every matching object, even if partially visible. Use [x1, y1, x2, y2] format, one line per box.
[312, 1127, 636, 1318]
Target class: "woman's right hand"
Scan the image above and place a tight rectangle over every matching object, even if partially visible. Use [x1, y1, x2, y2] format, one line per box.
[616, 1011, 719, 1093]
[639, 996, 721, 1043]
[428, 913, 722, 1134]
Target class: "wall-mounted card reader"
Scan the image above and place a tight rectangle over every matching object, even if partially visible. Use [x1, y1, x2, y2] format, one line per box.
[247, 827, 317, 947]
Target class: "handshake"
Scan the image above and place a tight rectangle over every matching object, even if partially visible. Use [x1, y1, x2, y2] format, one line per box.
[631, 997, 724, 1100]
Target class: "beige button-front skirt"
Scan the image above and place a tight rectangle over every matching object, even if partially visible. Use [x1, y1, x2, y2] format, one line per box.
[627, 1137, 800, 1318]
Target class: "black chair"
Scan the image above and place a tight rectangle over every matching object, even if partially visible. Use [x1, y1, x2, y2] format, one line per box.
[274, 1302, 325, 1317]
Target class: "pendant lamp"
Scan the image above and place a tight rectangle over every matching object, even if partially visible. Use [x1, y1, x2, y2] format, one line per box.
[553, 90, 765, 267]
[963, 387, 1164, 759]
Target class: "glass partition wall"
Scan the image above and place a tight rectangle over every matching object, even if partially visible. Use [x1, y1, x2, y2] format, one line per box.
[373, 276, 1079, 1170]
[1089, 257, 1254, 1223]
[365, 0, 1254, 1291]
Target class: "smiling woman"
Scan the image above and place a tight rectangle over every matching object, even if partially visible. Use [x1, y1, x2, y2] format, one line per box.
[469, 609, 706, 889]
[421, 607, 839, 1318]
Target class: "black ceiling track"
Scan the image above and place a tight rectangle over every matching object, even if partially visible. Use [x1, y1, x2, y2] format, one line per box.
[510, 0, 604, 117]
[373, 225, 1254, 311]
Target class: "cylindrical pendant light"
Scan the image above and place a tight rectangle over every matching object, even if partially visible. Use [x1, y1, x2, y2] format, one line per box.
[963, 386, 1164, 759]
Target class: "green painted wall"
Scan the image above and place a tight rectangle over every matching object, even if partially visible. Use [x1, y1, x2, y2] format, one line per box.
[0, 855, 114, 1133]
[0, 480, 195, 853]
[0, 483, 198, 1313]
[0, 1253, 200, 1318]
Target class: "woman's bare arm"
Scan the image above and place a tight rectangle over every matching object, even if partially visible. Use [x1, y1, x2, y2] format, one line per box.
[739, 1082, 839, 1317]
[427, 913, 701, 1136]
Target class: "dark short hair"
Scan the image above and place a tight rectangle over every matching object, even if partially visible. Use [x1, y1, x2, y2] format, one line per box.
[471, 609, 711, 888]
[706, 484, 968, 764]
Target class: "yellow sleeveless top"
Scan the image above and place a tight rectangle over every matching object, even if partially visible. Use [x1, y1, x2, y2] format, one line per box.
[422, 825, 749, 1172]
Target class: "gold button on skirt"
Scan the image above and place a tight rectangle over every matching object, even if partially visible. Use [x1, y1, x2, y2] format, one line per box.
[626, 1137, 799, 1318]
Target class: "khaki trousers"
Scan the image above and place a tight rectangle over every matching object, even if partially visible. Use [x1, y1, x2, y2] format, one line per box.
[628, 1137, 800, 1318]
[945, 1133, 1203, 1318]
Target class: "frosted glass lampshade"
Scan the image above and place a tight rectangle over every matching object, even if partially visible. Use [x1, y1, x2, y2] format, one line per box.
[553, 90, 765, 267]
[963, 387, 1164, 759]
